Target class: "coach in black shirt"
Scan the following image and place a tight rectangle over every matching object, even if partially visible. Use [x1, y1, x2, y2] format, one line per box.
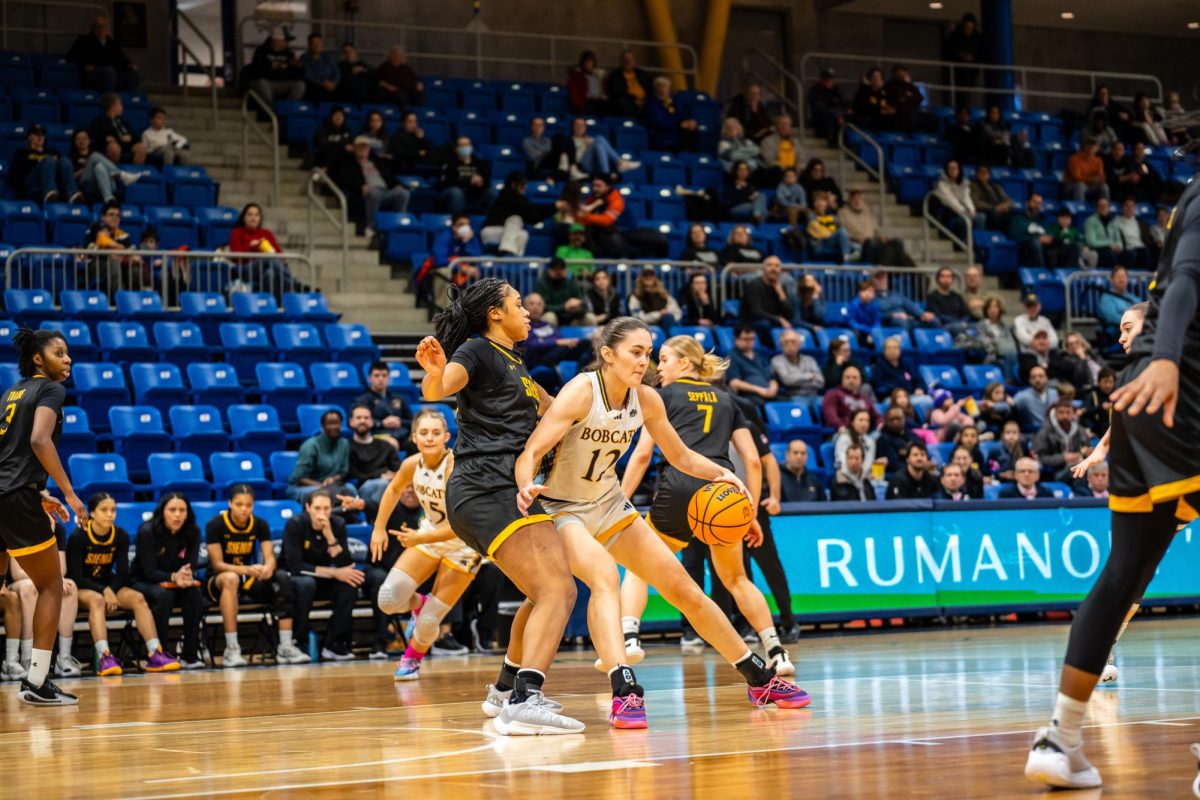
[886, 441, 939, 499]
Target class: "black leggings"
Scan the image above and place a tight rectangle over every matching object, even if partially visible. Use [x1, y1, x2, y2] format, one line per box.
[1064, 503, 1179, 674]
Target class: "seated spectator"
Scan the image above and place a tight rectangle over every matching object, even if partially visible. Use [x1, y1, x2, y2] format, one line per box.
[873, 336, 921, 396]
[1084, 196, 1124, 268]
[929, 389, 976, 442]
[933, 159, 983, 239]
[69, 129, 135, 203]
[554, 223, 595, 277]
[680, 272, 718, 326]
[390, 112, 429, 172]
[429, 213, 483, 292]
[1049, 207, 1093, 268]
[229, 202, 308, 293]
[67, 13, 139, 93]
[1018, 328, 1059, 384]
[970, 164, 1014, 229]
[88, 94, 146, 166]
[717, 117, 762, 174]
[978, 297, 1018, 367]
[1131, 92, 1169, 147]
[522, 293, 590, 386]
[822, 364, 878, 429]
[646, 76, 698, 152]
[946, 107, 979, 164]
[807, 67, 847, 142]
[625, 268, 681, 334]
[287, 409, 357, 503]
[780, 440, 825, 502]
[876, 405, 920, 473]
[1014, 364, 1059, 431]
[760, 113, 804, 183]
[888, 386, 921, 425]
[482, 172, 556, 257]
[772, 329, 823, 397]
[1099, 265, 1141, 328]
[282, 490, 363, 662]
[990, 420, 1028, 480]
[727, 324, 778, 408]
[141, 107, 189, 167]
[243, 27, 304, 105]
[886, 442, 938, 499]
[1150, 206, 1171, 250]
[822, 337, 859, 389]
[739, 254, 792, 344]
[935, 463, 970, 501]
[567, 50, 606, 115]
[9, 124, 83, 204]
[974, 105, 1012, 165]
[1074, 461, 1110, 499]
[1010, 194, 1080, 268]
[1127, 142, 1166, 205]
[438, 137, 494, 215]
[978, 380, 1016, 432]
[375, 46, 423, 106]
[337, 43, 374, 105]
[1113, 197, 1153, 270]
[1032, 399, 1093, 480]
[578, 173, 626, 258]
[1062, 331, 1103, 387]
[805, 191, 850, 263]
[841, 191, 914, 266]
[558, 117, 640, 181]
[883, 64, 926, 134]
[312, 106, 353, 171]
[796, 273, 827, 331]
[725, 83, 773, 143]
[133, 494, 204, 669]
[925, 266, 971, 332]
[871, 270, 931, 329]
[522, 117, 555, 177]
[962, 264, 987, 319]
[85, 198, 135, 251]
[851, 67, 892, 132]
[678, 223, 722, 269]
[998, 457, 1054, 498]
[204, 485, 309, 667]
[773, 167, 808, 226]
[358, 111, 391, 160]
[341, 405, 402, 515]
[950, 438, 986, 498]
[338, 136, 410, 237]
[799, 158, 843, 207]
[606, 50, 651, 118]
[1084, 106, 1119, 153]
[846, 280, 880, 347]
[535, 257, 594, 327]
[1105, 141, 1139, 199]
[831, 443, 878, 501]
[833, 408, 878, 471]
[301, 32, 340, 101]
[1080, 367, 1116, 433]
[355, 360, 414, 451]
[586, 269, 622, 325]
[720, 224, 767, 266]
[1159, 90, 1191, 145]
[1063, 137, 1109, 203]
[724, 160, 768, 223]
[1013, 295, 1060, 353]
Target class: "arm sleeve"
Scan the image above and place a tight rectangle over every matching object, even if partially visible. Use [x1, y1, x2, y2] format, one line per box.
[1150, 219, 1200, 363]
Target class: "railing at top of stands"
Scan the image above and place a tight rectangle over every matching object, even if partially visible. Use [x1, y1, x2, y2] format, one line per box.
[453, 257, 712, 301]
[838, 122, 887, 227]
[1062, 268, 1153, 334]
[740, 48, 802, 127]
[236, 16, 699, 87]
[921, 191, 975, 269]
[240, 89, 281, 205]
[718, 262, 956, 313]
[176, 9, 218, 129]
[0, 0, 107, 52]
[306, 168, 349, 292]
[3, 247, 316, 306]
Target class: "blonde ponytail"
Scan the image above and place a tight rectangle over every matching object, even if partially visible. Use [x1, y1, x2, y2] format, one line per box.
[663, 335, 728, 380]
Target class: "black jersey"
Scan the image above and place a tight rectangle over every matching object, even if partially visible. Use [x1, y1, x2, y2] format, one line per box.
[1133, 176, 1200, 363]
[66, 523, 131, 593]
[0, 376, 65, 495]
[205, 511, 270, 567]
[449, 337, 541, 459]
[656, 378, 749, 467]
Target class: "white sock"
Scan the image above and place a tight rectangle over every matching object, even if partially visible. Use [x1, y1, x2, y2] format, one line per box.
[27, 648, 52, 687]
[58, 636, 72, 659]
[224, 632, 239, 649]
[20, 638, 32, 664]
[1051, 692, 1089, 747]
[5, 638, 18, 662]
[146, 637, 161, 654]
[759, 626, 781, 653]
[95, 639, 110, 656]
[621, 616, 640, 638]
[279, 629, 294, 647]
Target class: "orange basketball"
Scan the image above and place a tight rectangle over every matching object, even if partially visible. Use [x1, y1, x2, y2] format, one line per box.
[687, 482, 754, 546]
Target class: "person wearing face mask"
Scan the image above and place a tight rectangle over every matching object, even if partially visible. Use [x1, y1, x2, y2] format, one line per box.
[428, 214, 483, 303]
[438, 136, 494, 215]
[133, 493, 205, 669]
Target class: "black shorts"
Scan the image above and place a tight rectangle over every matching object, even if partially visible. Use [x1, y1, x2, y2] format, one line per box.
[446, 454, 550, 558]
[1109, 353, 1200, 521]
[647, 468, 707, 552]
[0, 486, 55, 557]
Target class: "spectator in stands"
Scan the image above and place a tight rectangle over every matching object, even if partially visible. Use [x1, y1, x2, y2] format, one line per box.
[481, 172, 557, 257]
[301, 32, 340, 101]
[555, 223, 595, 276]
[357, 111, 390, 160]
[772, 167, 808, 226]
[797, 273, 827, 331]
[724, 160, 768, 224]
[1098, 265, 1141, 327]
[337, 43, 374, 105]
[579, 173, 626, 257]
[935, 464, 969, 501]
[1084, 196, 1123, 268]
[312, 106, 353, 171]
[951, 438, 986, 497]
[944, 12, 982, 102]
[1013, 294, 1059, 350]
[887, 386, 920, 425]
[89, 94, 147, 166]
[1150, 206, 1171, 251]
[834, 408, 878, 471]
[586, 268, 622, 325]
[355, 361, 413, 451]
[9, 124, 83, 204]
[929, 389, 976, 443]
[823, 364, 878, 429]
[877, 405, 920, 473]
[978, 380, 1015, 433]
[387, 113, 428, 174]
[946, 107, 978, 165]
[69, 129, 133, 203]
[832, 443, 877, 501]
[1018, 328, 1057, 384]
[760, 114, 803, 183]
[934, 159, 982, 240]
[871, 270, 931, 329]
[886, 441, 938, 499]
[975, 105, 1012, 166]
[873, 336, 921, 396]
[726, 83, 773, 143]
[438, 136, 493, 215]
[67, 13, 139, 93]
[1080, 366, 1115, 434]
[429, 213, 482, 290]
[721, 223, 766, 266]
[646, 76, 698, 152]
[228, 202, 307, 292]
[606, 49, 651, 117]
[522, 117, 555, 177]
[534, 257, 593, 327]
[134, 493, 204, 669]
[1074, 461, 1110, 499]
[1048, 207, 1093, 269]
[924, 266, 971, 332]
[842, 191, 914, 266]
[85, 198, 144, 295]
[628, 267, 681, 332]
[1064, 137, 1110, 203]
[846, 280, 880, 347]
[1014, 364, 1058, 431]
[979, 296, 1018, 368]
[851, 67, 892, 132]
[560, 117, 641, 181]
[988, 421, 1025, 480]
[781, 440, 825, 502]
[717, 117, 762, 174]
[1063, 331, 1103, 387]
[141, 107, 188, 167]
[1088, 87, 1129, 145]
[679, 223, 721, 268]
[727, 324, 778, 409]
[1113, 197, 1153, 269]
[807, 67, 846, 142]
[806, 191, 850, 263]
[1106, 141, 1139, 200]
[244, 27, 304, 105]
[970, 164, 1014, 230]
[375, 45, 423, 106]
[962, 264, 987, 319]
[772, 329, 823, 399]
[999, 457, 1054, 498]
[1010, 128, 1038, 169]
[283, 490, 362, 661]
[680, 271, 718, 326]
[1011, 193, 1079, 268]
[822, 337, 858, 389]
[339, 136, 410, 238]
[884, 64, 925, 134]
[567, 50, 606, 115]
[343, 405, 402, 513]
[1128, 142, 1167, 205]
[739, 254, 791, 343]
[799, 158, 843, 207]
[1130, 92, 1168, 146]
[522, 293, 589, 388]
[288, 408, 357, 503]
[1159, 90, 1191, 145]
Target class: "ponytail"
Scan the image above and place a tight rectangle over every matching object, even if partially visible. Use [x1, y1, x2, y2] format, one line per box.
[662, 335, 728, 380]
[12, 328, 66, 379]
[433, 278, 510, 357]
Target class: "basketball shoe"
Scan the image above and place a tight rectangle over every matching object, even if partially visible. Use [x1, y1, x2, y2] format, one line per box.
[493, 692, 585, 735]
[482, 683, 564, 718]
[609, 693, 648, 729]
[1098, 653, 1118, 685]
[17, 678, 78, 706]
[747, 675, 811, 709]
[594, 637, 646, 671]
[1191, 743, 1200, 799]
[394, 656, 421, 681]
[1025, 726, 1102, 789]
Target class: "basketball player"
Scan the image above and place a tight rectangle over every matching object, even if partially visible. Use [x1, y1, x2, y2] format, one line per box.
[514, 317, 811, 728]
[416, 278, 580, 735]
[9, 519, 81, 677]
[0, 329, 87, 705]
[617, 335, 797, 676]
[369, 408, 484, 681]
[1026, 174, 1200, 789]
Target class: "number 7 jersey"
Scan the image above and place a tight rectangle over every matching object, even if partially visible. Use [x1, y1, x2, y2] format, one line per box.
[656, 377, 746, 467]
[539, 370, 642, 503]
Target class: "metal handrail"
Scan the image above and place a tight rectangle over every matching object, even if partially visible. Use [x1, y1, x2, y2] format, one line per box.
[921, 191, 975, 268]
[0, 0, 107, 51]
[838, 122, 887, 227]
[306, 169, 349, 292]
[240, 90, 281, 205]
[718, 261, 957, 311]
[453, 256, 711, 300]
[236, 16, 699, 85]
[1063, 268, 1153, 333]
[176, 9, 218, 128]
[740, 48, 804, 129]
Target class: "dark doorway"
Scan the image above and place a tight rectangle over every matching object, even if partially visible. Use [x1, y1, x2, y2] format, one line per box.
[720, 7, 790, 112]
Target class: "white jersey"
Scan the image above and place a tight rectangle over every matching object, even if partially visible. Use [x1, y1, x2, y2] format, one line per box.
[540, 370, 642, 503]
[412, 451, 451, 529]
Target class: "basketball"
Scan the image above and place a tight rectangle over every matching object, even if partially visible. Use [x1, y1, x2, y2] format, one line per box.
[687, 482, 754, 546]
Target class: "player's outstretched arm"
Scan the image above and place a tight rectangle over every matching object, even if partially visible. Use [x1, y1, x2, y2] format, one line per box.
[417, 336, 468, 401]
[370, 455, 419, 561]
[1071, 428, 1109, 478]
[514, 376, 591, 509]
[637, 386, 750, 499]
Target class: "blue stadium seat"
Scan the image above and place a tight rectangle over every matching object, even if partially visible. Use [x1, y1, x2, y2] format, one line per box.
[44, 203, 90, 245]
[218, 322, 274, 381]
[190, 500, 223, 531]
[96, 321, 155, 363]
[1043, 482, 1073, 499]
[209, 452, 272, 496]
[147, 453, 212, 501]
[186, 362, 245, 407]
[962, 364, 1006, 394]
[868, 327, 912, 351]
[764, 402, 822, 443]
[296, 404, 344, 439]
[60, 289, 113, 321]
[108, 405, 172, 481]
[58, 406, 96, 463]
[115, 290, 172, 323]
[152, 321, 210, 367]
[114, 501, 156, 535]
[37, 56, 77, 91]
[912, 328, 964, 367]
[179, 291, 230, 342]
[121, 166, 166, 206]
[59, 89, 100, 128]
[68, 454, 133, 501]
[142, 206, 197, 249]
[41, 320, 97, 361]
[130, 362, 187, 416]
[227, 404, 287, 464]
[974, 230, 1017, 277]
[195, 206, 238, 248]
[165, 166, 217, 207]
[69, 363, 129, 432]
[324, 323, 380, 364]
[282, 292, 340, 323]
[918, 364, 966, 393]
[271, 323, 326, 369]
[168, 405, 228, 470]
[309, 362, 364, 408]
[255, 362, 313, 431]
[11, 87, 58, 124]
[4, 288, 58, 326]
[269, 451, 300, 489]
[670, 325, 719, 355]
[0, 362, 18, 389]
[231, 292, 282, 323]
[256, 500, 301, 537]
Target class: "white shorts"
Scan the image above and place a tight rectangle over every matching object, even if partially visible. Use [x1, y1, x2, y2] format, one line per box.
[413, 520, 485, 574]
[541, 483, 640, 549]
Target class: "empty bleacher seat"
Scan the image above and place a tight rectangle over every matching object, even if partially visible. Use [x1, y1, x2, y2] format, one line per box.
[70, 363, 130, 431]
[97, 321, 155, 363]
[152, 320, 210, 367]
[69, 453, 133, 501]
[58, 406, 96, 463]
[109, 405, 172, 481]
[231, 292, 282, 323]
[325, 323, 380, 363]
[255, 362, 313, 431]
[4, 288, 58, 326]
[60, 289, 113, 321]
[282, 292, 340, 323]
[269, 451, 300, 489]
[186, 362, 245, 407]
[114, 289, 172, 323]
[918, 364, 966, 393]
[147, 452, 211, 501]
[143, 206, 197, 249]
[310, 362, 364, 408]
[227, 404, 288, 464]
[764, 401, 822, 443]
[165, 166, 217, 207]
[271, 323, 326, 369]
[195, 206, 238, 248]
[912, 328, 964, 367]
[130, 362, 187, 416]
[219, 322, 274, 381]
[168, 405, 229, 469]
[209, 452, 272, 496]
[256, 499, 301, 537]
[45, 203, 90, 245]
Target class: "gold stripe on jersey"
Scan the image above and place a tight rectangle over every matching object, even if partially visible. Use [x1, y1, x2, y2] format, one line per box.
[87, 521, 115, 547]
[486, 513, 552, 558]
[675, 378, 711, 387]
[1109, 493, 1152, 513]
[596, 367, 612, 412]
[9, 534, 57, 557]
[222, 510, 255, 535]
[440, 553, 483, 574]
[1149, 474, 1200, 505]
[489, 340, 522, 364]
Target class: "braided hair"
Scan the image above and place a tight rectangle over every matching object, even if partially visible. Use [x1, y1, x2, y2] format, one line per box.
[12, 328, 66, 379]
[433, 277, 511, 357]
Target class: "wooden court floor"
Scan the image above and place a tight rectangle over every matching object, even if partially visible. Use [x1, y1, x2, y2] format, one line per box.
[4, 619, 1200, 799]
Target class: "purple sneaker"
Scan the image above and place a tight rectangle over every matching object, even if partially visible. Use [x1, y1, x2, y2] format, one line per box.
[609, 693, 648, 729]
[747, 675, 811, 709]
[145, 647, 181, 672]
[96, 651, 123, 676]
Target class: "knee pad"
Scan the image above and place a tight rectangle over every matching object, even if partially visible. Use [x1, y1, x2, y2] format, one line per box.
[415, 596, 452, 645]
[377, 569, 419, 615]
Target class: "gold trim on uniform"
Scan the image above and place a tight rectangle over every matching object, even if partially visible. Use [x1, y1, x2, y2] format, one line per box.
[597, 511, 640, 545]
[488, 340, 522, 364]
[675, 378, 711, 387]
[1177, 497, 1199, 523]
[1109, 493, 1153, 513]
[486, 513, 553, 558]
[644, 512, 689, 552]
[1148, 474, 1200, 505]
[9, 535, 57, 557]
[86, 520, 115, 547]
